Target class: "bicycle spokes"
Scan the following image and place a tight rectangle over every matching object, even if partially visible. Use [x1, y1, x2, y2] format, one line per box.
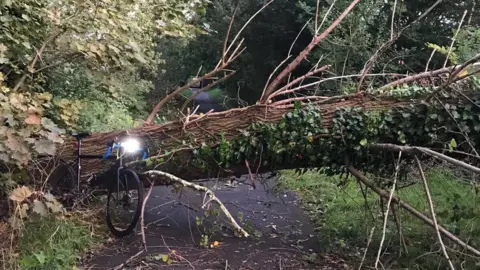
[107, 174, 140, 231]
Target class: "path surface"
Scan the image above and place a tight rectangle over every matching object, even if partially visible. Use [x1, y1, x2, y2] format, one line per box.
[82, 175, 351, 269]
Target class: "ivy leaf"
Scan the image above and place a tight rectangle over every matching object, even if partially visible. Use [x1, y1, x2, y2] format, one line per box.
[359, 138, 368, 146]
[449, 138, 457, 152]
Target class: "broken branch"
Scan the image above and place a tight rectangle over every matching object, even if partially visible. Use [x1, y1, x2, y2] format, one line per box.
[260, 0, 361, 102]
[415, 156, 455, 270]
[145, 170, 249, 237]
[347, 163, 480, 257]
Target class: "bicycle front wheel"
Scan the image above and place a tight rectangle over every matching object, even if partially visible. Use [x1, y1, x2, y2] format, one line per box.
[105, 168, 144, 237]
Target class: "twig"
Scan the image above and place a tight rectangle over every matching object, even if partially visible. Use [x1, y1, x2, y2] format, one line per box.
[113, 250, 144, 270]
[375, 151, 402, 269]
[268, 65, 329, 100]
[141, 180, 154, 251]
[221, 1, 239, 65]
[391, 205, 408, 255]
[260, 0, 361, 102]
[146, 170, 249, 237]
[372, 143, 480, 174]
[444, 10, 468, 68]
[378, 65, 455, 92]
[314, 0, 320, 33]
[244, 160, 256, 189]
[390, 0, 398, 40]
[425, 48, 437, 72]
[13, 30, 63, 91]
[415, 156, 455, 270]
[279, 73, 405, 97]
[358, 226, 376, 270]
[346, 162, 480, 257]
[356, 0, 444, 92]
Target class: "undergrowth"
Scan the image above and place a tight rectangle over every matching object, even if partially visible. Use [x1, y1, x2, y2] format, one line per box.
[1, 210, 105, 270]
[279, 167, 480, 269]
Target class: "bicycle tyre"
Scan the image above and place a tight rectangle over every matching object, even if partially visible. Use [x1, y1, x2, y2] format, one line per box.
[105, 168, 144, 237]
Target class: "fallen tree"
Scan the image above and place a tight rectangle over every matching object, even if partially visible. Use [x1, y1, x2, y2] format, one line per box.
[25, 0, 480, 265]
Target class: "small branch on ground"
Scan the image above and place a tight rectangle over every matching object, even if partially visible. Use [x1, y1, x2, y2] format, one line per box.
[415, 156, 455, 270]
[145, 170, 249, 237]
[358, 226, 376, 270]
[113, 250, 144, 270]
[244, 160, 257, 189]
[140, 179, 155, 251]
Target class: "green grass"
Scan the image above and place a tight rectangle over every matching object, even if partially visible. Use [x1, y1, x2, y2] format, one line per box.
[18, 216, 101, 270]
[278, 168, 480, 269]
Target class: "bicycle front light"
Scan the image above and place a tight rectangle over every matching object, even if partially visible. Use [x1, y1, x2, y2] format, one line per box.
[120, 138, 141, 153]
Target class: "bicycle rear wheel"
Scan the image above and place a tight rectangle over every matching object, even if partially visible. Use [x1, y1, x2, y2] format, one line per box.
[105, 168, 144, 237]
[28, 157, 76, 198]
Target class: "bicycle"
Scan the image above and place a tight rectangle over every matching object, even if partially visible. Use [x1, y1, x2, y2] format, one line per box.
[30, 132, 148, 237]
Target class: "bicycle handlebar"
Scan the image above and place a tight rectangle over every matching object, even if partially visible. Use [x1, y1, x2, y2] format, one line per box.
[102, 141, 149, 160]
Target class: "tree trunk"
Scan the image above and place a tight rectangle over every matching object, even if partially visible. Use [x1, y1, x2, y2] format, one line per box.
[57, 92, 402, 183]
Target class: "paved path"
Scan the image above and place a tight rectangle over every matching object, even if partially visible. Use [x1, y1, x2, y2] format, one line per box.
[82, 175, 350, 269]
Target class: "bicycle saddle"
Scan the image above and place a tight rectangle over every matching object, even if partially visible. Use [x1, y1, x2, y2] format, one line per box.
[71, 132, 92, 139]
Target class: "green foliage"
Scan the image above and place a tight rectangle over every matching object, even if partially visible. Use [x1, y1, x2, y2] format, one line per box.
[0, 84, 64, 167]
[188, 83, 480, 179]
[0, 0, 210, 184]
[18, 216, 97, 269]
[279, 168, 480, 269]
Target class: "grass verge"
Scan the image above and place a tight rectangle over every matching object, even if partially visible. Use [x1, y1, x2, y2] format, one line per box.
[278, 167, 480, 269]
[1, 209, 106, 270]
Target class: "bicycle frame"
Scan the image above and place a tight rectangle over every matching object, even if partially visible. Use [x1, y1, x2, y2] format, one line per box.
[74, 136, 116, 186]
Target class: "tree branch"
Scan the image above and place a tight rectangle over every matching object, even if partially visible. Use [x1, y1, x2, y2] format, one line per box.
[145, 170, 249, 237]
[346, 162, 480, 257]
[372, 143, 480, 174]
[356, 0, 444, 92]
[414, 156, 455, 270]
[260, 0, 361, 102]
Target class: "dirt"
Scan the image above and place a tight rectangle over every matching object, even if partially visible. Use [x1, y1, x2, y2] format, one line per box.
[80, 174, 352, 269]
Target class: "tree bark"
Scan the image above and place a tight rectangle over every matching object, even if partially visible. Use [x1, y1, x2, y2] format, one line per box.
[56, 92, 402, 183]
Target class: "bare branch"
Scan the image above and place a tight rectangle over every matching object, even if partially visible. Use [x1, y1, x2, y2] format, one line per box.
[13, 29, 63, 91]
[146, 170, 249, 237]
[268, 65, 329, 100]
[372, 143, 480, 175]
[415, 156, 455, 270]
[346, 162, 480, 257]
[356, 0, 444, 92]
[260, 0, 361, 102]
[375, 151, 402, 269]
[444, 10, 468, 68]
[222, 1, 240, 65]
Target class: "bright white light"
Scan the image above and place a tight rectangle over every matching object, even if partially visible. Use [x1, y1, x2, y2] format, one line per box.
[121, 138, 141, 153]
